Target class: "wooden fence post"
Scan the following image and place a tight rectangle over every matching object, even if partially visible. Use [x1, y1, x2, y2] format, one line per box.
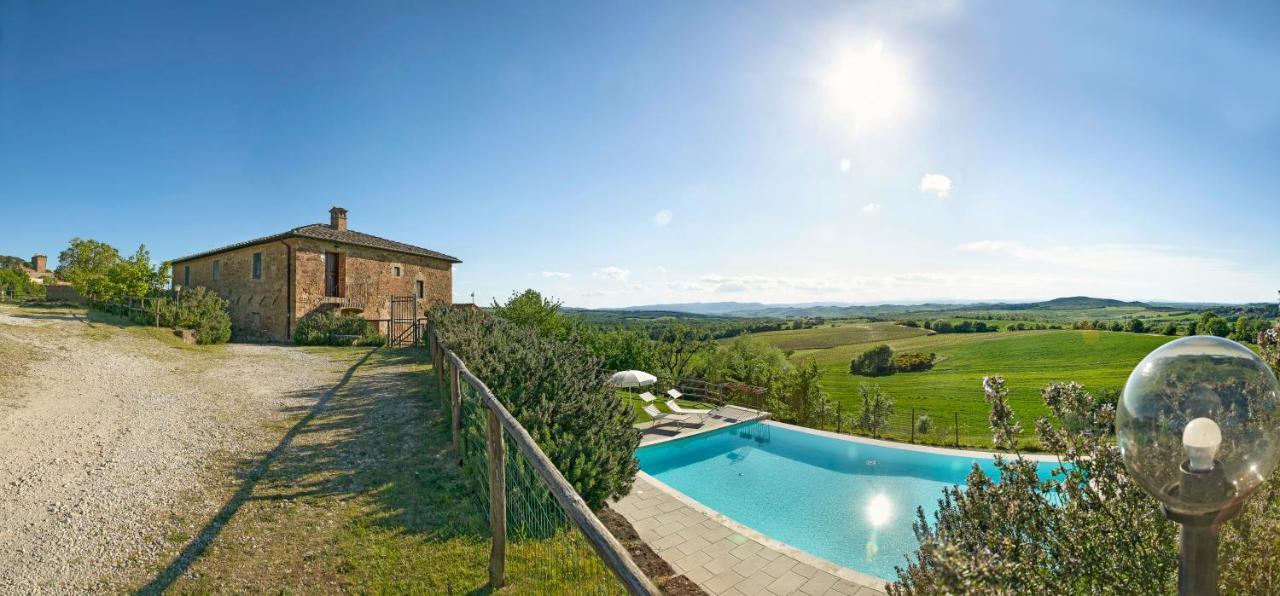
[487, 408, 507, 589]
[911, 407, 916, 443]
[451, 364, 462, 453]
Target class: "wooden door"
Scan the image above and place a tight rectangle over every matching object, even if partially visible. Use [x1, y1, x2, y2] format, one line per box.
[325, 252, 339, 297]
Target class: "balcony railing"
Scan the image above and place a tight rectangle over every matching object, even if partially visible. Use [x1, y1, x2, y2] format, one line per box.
[319, 280, 381, 312]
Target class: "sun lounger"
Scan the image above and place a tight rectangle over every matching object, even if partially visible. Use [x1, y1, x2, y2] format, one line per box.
[637, 391, 658, 403]
[643, 404, 691, 428]
[666, 399, 714, 423]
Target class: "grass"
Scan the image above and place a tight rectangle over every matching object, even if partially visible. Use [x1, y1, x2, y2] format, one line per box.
[742, 321, 930, 351]
[786, 329, 1178, 448]
[142, 346, 619, 593]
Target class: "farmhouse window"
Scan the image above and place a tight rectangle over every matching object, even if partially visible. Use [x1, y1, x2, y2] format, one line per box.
[212, 260, 221, 281]
[252, 253, 263, 280]
[416, 280, 424, 300]
[393, 265, 401, 277]
[183, 265, 190, 287]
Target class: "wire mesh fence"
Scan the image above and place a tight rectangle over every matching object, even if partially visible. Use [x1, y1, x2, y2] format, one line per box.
[433, 330, 655, 595]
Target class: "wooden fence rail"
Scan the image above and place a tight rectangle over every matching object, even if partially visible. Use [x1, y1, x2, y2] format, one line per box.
[429, 325, 660, 596]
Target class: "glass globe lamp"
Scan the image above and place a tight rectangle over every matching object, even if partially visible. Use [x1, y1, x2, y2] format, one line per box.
[1117, 335, 1280, 514]
[1118, 335, 1280, 595]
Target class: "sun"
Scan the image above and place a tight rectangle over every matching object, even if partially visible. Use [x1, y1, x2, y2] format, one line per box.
[819, 39, 913, 134]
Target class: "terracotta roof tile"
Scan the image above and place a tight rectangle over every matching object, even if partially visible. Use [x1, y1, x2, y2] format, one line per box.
[171, 224, 461, 264]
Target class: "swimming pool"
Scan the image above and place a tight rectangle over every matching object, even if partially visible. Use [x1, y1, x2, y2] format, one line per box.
[637, 420, 1061, 580]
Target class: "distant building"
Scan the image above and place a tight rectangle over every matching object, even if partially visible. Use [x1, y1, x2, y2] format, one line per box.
[15, 254, 53, 285]
[170, 207, 460, 341]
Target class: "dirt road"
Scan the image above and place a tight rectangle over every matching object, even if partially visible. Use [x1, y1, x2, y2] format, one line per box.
[0, 305, 337, 593]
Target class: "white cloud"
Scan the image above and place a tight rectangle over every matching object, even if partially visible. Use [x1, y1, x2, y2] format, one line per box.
[654, 265, 668, 274]
[540, 271, 571, 278]
[919, 173, 952, 198]
[653, 209, 673, 226]
[592, 266, 631, 282]
[953, 240, 1236, 275]
[862, 202, 882, 214]
[839, 158, 851, 172]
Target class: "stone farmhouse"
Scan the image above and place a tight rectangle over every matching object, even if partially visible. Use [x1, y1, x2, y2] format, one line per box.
[170, 207, 460, 342]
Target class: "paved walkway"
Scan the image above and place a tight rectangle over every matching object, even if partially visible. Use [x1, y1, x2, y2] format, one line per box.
[614, 474, 888, 596]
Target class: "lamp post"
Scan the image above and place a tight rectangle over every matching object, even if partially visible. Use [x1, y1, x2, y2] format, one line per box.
[1117, 335, 1280, 596]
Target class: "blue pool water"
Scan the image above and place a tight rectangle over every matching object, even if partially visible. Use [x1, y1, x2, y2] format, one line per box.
[637, 421, 1061, 580]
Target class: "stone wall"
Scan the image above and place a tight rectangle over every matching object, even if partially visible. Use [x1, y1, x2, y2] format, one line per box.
[291, 237, 453, 324]
[172, 242, 290, 341]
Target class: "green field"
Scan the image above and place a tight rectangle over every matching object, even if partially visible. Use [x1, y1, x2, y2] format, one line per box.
[740, 321, 930, 350]
[770, 329, 1179, 448]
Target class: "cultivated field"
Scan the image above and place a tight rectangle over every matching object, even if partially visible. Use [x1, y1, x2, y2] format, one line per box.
[762, 326, 1178, 447]
[742, 321, 930, 351]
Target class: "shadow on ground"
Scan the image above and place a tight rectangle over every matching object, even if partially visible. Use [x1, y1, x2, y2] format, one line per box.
[138, 347, 494, 594]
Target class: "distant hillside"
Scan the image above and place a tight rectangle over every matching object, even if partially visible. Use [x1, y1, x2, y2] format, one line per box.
[597, 296, 1201, 318]
[0, 255, 29, 270]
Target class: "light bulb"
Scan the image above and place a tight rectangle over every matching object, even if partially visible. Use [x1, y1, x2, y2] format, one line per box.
[1183, 417, 1222, 473]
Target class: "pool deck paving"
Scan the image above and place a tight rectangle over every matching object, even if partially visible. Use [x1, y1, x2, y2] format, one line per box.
[614, 473, 888, 596]
[624, 408, 890, 595]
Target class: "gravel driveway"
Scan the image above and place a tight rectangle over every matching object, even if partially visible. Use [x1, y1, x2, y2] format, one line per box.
[0, 305, 337, 594]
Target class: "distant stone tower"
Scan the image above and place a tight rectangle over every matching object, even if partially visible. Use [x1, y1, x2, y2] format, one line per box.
[31, 254, 47, 273]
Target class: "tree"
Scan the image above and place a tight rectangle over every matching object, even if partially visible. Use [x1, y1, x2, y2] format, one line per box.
[1161, 322, 1179, 336]
[1230, 315, 1255, 342]
[654, 324, 715, 380]
[57, 238, 121, 302]
[490, 289, 569, 337]
[850, 344, 895, 376]
[768, 358, 833, 428]
[581, 328, 659, 373]
[1125, 318, 1146, 333]
[703, 335, 791, 390]
[855, 384, 894, 437]
[107, 245, 169, 300]
[1195, 311, 1230, 337]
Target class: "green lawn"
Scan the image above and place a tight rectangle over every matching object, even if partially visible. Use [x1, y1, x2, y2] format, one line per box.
[743, 321, 930, 350]
[791, 330, 1179, 448]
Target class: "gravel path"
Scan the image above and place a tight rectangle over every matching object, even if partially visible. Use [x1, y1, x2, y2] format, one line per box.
[0, 306, 336, 594]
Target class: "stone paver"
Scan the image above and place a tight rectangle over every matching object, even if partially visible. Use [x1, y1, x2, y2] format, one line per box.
[613, 474, 888, 595]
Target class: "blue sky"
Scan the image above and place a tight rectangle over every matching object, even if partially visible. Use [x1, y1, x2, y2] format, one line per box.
[2, 1, 1278, 307]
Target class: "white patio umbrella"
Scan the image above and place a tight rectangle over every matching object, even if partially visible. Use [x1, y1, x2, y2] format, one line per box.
[606, 370, 657, 389]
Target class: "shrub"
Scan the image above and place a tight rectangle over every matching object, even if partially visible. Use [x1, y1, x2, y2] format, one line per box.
[855, 384, 894, 437]
[157, 287, 230, 344]
[891, 379, 1178, 594]
[915, 414, 932, 435]
[430, 305, 639, 509]
[294, 310, 382, 346]
[894, 352, 935, 372]
[850, 344, 896, 376]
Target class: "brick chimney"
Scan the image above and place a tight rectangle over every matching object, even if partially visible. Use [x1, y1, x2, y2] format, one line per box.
[329, 207, 348, 231]
[31, 254, 46, 273]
